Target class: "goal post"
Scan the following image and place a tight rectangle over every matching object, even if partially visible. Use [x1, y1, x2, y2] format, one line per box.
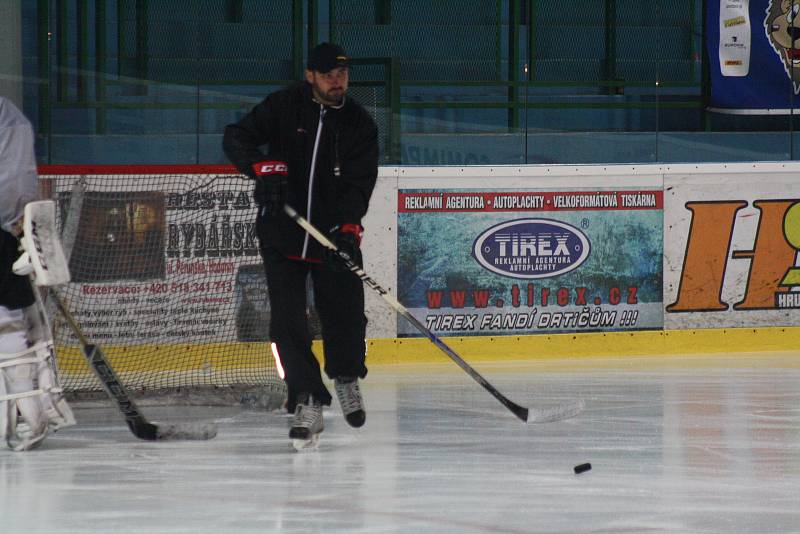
[38, 165, 286, 407]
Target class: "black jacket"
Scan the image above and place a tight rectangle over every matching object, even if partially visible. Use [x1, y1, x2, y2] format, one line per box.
[0, 229, 34, 309]
[223, 82, 379, 261]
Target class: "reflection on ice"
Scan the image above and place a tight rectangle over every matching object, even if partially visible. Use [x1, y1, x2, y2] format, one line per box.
[1, 355, 799, 533]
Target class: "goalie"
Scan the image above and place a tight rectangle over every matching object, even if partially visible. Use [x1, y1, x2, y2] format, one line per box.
[0, 96, 75, 451]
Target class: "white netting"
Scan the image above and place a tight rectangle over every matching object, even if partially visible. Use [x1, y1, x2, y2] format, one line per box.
[41, 167, 286, 406]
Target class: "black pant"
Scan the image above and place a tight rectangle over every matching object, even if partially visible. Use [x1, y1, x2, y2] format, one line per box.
[0, 229, 34, 310]
[261, 247, 367, 407]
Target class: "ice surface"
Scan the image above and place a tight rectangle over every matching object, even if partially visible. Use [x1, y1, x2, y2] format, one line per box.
[1, 353, 799, 533]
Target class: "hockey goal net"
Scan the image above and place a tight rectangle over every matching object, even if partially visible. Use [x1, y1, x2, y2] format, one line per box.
[39, 165, 285, 406]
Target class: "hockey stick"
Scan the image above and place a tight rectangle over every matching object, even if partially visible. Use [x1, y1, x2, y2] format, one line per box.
[50, 290, 217, 440]
[284, 205, 584, 423]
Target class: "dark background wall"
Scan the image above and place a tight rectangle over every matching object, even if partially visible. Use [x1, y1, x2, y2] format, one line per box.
[19, 0, 798, 165]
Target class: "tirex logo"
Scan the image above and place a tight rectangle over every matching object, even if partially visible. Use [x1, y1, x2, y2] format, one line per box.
[472, 219, 590, 279]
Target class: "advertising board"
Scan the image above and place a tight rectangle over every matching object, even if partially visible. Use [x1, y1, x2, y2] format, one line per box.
[398, 187, 664, 337]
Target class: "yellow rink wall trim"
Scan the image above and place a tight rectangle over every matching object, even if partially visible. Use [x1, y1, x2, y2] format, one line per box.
[56, 327, 800, 374]
[56, 342, 273, 374]
[364, 326, 800, 364]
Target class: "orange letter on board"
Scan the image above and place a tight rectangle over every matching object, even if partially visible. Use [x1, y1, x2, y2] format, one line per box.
[732, 200, 796, 309]
[666, 201, 747, 312]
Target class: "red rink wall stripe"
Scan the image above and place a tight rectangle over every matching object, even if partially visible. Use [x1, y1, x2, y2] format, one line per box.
[38, 165, 240, 175]
[398, 191, 663, 212]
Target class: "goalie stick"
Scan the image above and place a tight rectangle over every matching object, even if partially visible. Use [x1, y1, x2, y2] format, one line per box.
[50, 290, 217, 441]
[284, 205, 585, 424]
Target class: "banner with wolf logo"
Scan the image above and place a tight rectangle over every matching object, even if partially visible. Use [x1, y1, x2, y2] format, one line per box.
[707, 0, 800, 113]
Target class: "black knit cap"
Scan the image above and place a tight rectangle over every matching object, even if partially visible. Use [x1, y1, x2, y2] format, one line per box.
[307, 42, 349, 73]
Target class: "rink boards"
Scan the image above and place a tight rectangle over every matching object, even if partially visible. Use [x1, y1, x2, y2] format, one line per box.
[369, 162, 800, 360]
[40, 162, 800, 369]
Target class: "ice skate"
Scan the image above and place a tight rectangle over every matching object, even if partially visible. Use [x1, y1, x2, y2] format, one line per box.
[289, 394, 323, 451]
[334, 376, 365, 428]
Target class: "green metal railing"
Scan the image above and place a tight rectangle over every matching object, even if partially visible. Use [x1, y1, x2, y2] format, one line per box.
[35, 0, 702, 163]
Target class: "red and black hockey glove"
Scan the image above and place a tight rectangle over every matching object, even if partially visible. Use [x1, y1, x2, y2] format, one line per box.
[251, 160, 288, 217]
[324, 224, 363, 272]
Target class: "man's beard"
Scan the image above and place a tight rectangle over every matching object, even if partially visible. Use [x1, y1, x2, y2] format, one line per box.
[313, 84, 345, 106]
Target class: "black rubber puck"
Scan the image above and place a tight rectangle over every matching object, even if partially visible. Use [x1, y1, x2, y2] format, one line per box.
[573, 462, 592, 474]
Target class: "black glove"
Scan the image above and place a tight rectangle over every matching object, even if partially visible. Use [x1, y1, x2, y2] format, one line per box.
[251, 160, 288, 217]
[324, 224, 363, 272]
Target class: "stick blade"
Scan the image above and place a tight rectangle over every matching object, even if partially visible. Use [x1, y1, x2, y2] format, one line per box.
[507, 402, 529, 422]
[154, 422, 218, 441]
[126, 420, 159, 440]
[84, 344, 218, 441]
[527, 399, 585, 424]
[127, 418, 217, 441]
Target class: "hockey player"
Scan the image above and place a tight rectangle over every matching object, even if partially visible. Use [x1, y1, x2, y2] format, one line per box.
[0, 96, 75, 451]
[223, 43, 379, 450]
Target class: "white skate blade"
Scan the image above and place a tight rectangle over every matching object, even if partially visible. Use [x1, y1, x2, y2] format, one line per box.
[292, 433, 320, 452]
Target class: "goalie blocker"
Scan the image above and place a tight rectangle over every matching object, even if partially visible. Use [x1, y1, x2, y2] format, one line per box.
[12, 200, 70, 287]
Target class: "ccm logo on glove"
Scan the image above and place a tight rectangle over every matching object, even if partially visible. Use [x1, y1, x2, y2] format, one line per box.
[252, 160, 289, 217]
[253, 161, 288, 175]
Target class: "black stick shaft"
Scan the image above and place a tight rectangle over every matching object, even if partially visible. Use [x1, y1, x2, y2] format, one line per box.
[284, 205, 529, 422]
[50, 289, 160, 439]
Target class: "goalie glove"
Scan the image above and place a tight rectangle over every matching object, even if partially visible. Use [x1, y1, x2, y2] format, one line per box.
[324, 224, 363, 272]
[252, 160, 289, 218]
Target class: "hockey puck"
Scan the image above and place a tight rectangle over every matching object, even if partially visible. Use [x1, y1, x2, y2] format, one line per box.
[573, 463, 592, 474]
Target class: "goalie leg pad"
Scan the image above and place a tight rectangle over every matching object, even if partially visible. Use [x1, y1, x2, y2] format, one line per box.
[0, 307, 75, 451]
[0, 309, 29, 450]
[7, 362, 48, 451]
[22, 301, 76, 433]
[0, 344, 77, 451]
[0, 307, 46, 451]
[33, 342, 76, 433]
